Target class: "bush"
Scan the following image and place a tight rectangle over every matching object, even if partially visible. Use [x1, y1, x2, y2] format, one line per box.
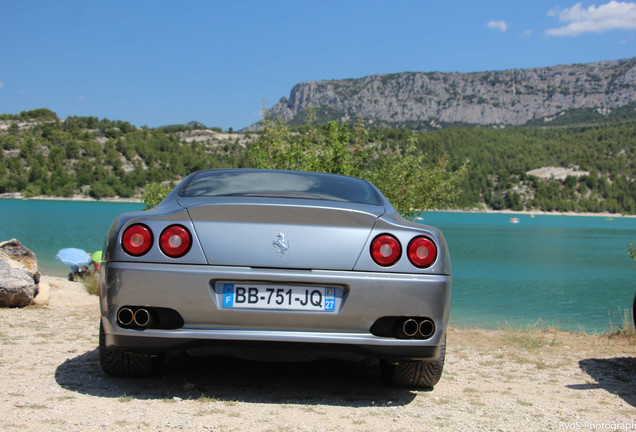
[82, 275, 100, 296]
[604, 308, 635, 338]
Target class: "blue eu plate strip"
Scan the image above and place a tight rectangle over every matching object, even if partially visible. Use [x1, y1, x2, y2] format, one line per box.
[222, 283, 234, 307]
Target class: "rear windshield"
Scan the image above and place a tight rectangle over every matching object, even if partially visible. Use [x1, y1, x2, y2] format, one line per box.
[180, 170, 383, 206]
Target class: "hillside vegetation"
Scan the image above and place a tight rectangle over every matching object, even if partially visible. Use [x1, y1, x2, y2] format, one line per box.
[1, 108, 635, 215]
[372, 122, 635, 214]
[0, 109, 248, 199]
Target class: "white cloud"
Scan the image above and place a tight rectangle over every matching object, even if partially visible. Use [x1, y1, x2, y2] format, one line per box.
[0, 82, 3, 89]
[486, 20, 508, 32]
[520, 29, 534, 38]
[547, 1, 636, 36]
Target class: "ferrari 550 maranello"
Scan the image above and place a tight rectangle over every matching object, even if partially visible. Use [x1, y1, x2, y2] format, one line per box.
[99, 169, 452, 388]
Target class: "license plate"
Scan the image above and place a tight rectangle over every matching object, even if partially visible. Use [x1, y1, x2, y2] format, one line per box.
[221, 283, 338, 312]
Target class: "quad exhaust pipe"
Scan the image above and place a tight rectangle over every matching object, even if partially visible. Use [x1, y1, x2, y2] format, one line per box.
[133, 308, 153, 327]
[117, 307, 134, 326]
[418, 319, 435, 339]
[397, 317, 435, 339]
[117, 307, 153, 329]
[401, 318, 419, 337]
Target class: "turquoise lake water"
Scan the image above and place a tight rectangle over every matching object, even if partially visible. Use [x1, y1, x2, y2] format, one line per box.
[1, 199, 634, 333]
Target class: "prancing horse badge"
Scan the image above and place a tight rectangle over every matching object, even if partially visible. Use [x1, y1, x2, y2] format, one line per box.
[273, 233, 289, 255]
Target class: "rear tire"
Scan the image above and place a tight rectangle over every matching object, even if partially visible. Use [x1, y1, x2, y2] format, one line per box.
[99, 322, 163, 377]
[380, 335, 446, 389]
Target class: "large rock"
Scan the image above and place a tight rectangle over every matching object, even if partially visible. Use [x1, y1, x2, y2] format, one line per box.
[0, 239, 41, 307]
[263, 57, 636, 129]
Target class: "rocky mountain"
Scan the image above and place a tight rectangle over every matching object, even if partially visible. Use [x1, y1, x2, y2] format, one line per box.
[265, 57, 636, 129]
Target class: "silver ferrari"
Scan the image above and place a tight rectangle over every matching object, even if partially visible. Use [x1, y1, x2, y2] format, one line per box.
[99, 169, 452, 388]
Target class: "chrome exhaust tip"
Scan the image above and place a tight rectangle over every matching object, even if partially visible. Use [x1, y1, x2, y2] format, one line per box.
[401, 318, 419, 338]
[418, 318, 435, 339]
[133, 308, 153, 328]
[117, 307, 134, 326]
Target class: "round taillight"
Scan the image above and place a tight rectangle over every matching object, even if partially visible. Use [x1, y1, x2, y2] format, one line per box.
[159, 225, 192, 258]
[370, 234, 401, 266]
[407, 236, 437, 268]
[122, 224, 153, 256]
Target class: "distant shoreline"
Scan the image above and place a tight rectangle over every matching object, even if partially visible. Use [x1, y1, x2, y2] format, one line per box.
[0, 192, 142, 204]
[1, 192, 635, 218]
[430, 207, 636, 219]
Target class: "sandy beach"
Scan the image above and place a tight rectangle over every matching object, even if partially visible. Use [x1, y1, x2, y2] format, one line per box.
[0, 275, 634, 431]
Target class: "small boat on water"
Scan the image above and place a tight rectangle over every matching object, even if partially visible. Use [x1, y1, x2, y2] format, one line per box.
[509, 217, 520, 224]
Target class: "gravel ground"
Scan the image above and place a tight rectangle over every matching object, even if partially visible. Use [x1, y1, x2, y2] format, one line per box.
[1, 276, 635, 431]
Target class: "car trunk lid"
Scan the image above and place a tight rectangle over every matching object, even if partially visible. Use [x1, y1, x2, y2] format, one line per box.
[181, 200, 383, 270]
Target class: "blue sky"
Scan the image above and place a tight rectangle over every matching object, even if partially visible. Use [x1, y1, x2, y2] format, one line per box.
[1, 1, 635, 130]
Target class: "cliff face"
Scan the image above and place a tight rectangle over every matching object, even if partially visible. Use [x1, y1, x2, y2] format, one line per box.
[266, 58, 636, 128]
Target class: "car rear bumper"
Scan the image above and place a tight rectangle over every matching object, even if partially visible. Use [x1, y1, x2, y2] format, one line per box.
[100, 262, 451, 361]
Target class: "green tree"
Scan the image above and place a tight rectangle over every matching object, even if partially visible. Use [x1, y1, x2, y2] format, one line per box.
[143, 182, 172, 210]
[20, 108, 58, 121]
[248, 117, 465, 218]
[23, 183, 42, 197]
[89, 180, 115, 199]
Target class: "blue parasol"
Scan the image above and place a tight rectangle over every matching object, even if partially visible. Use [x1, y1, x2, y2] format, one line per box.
[55, 248, 92, 266]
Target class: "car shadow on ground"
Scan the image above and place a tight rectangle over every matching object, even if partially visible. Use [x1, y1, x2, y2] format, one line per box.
[54, 349, 418, 407]
[566, 357, 636, 408]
